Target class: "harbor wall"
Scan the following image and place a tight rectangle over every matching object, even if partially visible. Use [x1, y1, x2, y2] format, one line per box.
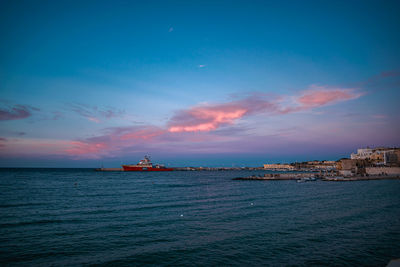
[264, 173, 316, 179]
[365, 167, 400, 175]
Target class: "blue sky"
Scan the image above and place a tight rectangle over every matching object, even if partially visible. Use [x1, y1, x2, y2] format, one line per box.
[1, 0, 399, 167]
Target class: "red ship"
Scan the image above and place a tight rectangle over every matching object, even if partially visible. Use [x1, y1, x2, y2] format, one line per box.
[122, 156, 174, 171]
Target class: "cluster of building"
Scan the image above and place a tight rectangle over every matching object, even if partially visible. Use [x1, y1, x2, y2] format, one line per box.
[338, 147, 400, 176]
[263, 147, 400, 177]
[175, 166, 264, 171]
[350, 147, 400, 165]
[263, 160, 336, 171]
[263, 163, 294, 170]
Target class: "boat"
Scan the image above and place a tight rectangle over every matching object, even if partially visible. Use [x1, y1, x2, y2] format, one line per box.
[122, 156, 174, 171]
[296, 177, 317, 182]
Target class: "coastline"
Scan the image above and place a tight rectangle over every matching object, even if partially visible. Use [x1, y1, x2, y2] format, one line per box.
[233, 174, 400, 181]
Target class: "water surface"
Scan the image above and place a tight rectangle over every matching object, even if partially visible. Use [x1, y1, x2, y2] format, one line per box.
[1, 168, 399, 266]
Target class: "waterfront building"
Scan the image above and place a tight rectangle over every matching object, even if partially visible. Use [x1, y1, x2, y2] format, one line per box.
[313, 164, 336, 170]
[337, 147, 400, 176]
[263, 164, 294, 170]
[337, 159, 368, 176]
[350, 147, 400, 165]
[351, 148, 374, 160]
[384, 151, 400, 165]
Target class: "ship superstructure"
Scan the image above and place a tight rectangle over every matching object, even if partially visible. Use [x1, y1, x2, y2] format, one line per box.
[122, 156, 174, 171]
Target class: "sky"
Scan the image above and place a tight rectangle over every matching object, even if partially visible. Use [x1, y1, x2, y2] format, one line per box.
[0, 0, 399, 167]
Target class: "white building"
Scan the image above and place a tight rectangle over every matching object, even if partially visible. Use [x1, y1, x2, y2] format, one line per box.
[351, 147, 399, 165]
[351, 148, 374, 159]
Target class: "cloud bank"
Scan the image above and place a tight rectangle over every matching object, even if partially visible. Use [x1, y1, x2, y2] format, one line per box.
[167, 86, 362, 133]
[62, 86, 363, 157]
[0, 86, 364, 158]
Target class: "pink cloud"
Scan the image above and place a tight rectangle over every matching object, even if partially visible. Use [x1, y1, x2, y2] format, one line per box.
[167, 96, 278, 133]
[168, 106, 247, 133]
[296, 86, 363, 109]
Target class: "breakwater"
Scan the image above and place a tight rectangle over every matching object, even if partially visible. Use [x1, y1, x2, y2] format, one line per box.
[233, 172, 317, 180]
[322, 175, 400, 181]
[233, 173, 400, 181]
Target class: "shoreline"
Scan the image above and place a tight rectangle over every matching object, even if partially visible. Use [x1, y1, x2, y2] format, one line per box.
[322, 175, 400, 181]
[233, 174, 400, 181]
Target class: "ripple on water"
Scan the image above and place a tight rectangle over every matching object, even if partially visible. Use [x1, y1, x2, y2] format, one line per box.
[0, 169, 399, 266]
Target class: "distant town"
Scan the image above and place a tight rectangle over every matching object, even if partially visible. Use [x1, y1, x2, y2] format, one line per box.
[98, 147, 400, 180]
[176, 146, 400, 171]
[263, 146, 400, 176]
[229, 146, 400, 181]
[171, 147, 400, 182]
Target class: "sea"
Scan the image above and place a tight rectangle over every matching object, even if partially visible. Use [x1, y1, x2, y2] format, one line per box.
[1, 168, 400, 266]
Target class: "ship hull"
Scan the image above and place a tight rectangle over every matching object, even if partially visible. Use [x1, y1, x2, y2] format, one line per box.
[122, 165, 174, 171]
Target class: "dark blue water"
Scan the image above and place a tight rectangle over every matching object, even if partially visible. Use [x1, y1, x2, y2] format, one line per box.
[1, 169, 400, 266]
